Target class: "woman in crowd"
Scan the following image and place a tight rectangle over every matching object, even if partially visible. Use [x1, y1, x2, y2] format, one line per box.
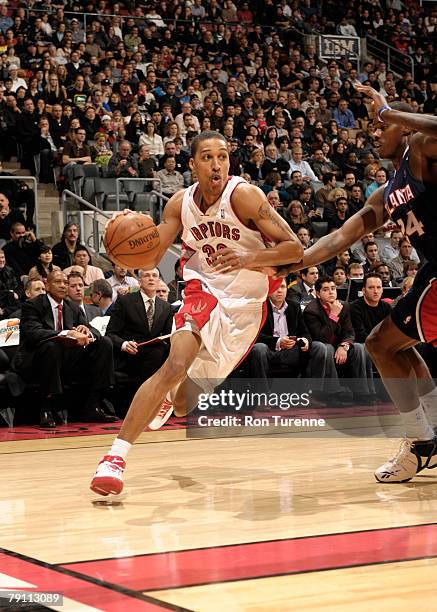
[139, 121, 164, 157]
[28, 245, 60, 283]
[63, 245, 104, 286]
[163, 122, 181, 147]
[286, 200, 310, 233]
[244, 148, 265, 184]
[125, 112, 145, 149]
[43, 73, 67, 105]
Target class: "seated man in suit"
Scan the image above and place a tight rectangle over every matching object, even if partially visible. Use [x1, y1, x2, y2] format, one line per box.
[89, 279, 114, 315]
[287, 266, 319, 308]
[106, 267, 173, 398]
[303, 276, 372, 404]
[13, 270, 116, 428]
[247, 279, 312, 391]
[67, 271, 102, 322]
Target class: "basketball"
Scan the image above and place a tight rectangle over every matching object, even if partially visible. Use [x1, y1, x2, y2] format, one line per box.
[103, 212, 160, 269]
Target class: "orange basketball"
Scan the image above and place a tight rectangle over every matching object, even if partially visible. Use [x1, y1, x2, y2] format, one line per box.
[103, 212, 160, 269]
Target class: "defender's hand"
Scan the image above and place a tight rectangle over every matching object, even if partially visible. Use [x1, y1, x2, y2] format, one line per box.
[355, 84, 388, 117]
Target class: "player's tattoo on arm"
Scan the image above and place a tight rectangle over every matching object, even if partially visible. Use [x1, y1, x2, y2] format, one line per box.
[257, 202, 295, 238]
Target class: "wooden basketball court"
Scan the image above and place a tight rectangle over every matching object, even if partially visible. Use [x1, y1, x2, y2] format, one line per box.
[1, 405, 437, 611]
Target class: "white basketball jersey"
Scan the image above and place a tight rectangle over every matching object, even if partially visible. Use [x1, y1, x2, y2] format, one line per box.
[180, 176, 270, 305]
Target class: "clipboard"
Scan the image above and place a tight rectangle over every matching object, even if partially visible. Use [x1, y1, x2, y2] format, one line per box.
[136, 334, 172, 348]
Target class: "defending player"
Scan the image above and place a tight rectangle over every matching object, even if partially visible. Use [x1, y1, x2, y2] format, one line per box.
[276, 85, 437, 483]
[91, 131, 303, 496]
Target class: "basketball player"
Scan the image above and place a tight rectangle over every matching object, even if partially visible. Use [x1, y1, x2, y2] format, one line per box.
[276, 85, 437, 483]
[91, 131, 303, 495]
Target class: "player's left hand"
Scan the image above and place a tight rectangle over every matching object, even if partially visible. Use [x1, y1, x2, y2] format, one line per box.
[210, 247, 254, 272]
[355, 84, 388, 117]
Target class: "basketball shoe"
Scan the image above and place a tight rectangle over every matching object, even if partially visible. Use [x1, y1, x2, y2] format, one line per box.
[148, 398, 173, 430]
[374, 437, 437, 483]
[90, 455, 125, 496]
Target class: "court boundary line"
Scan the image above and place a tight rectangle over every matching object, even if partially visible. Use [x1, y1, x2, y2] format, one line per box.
[138, 552, 437, 592]
[59, 520, 437, 565]
[0, 546, 193, 612]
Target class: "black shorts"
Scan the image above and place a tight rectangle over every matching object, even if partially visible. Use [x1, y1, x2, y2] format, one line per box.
[391, 261, 437, 345]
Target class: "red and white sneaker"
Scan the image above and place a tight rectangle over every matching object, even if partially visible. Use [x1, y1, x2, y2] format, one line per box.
[148, 398, 173, 430]
[90, 454, 125, 496]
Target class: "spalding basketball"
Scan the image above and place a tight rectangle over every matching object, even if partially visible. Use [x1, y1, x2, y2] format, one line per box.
[103, 212, 160, 269]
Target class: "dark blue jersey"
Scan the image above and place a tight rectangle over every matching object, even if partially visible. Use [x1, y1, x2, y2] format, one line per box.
[383, 146, 437, 262]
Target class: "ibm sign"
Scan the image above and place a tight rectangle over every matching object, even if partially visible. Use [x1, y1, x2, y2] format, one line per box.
[318, 36, 361, 60]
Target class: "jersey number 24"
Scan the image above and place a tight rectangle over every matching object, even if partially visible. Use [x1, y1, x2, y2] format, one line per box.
[396, 210, 425, 238]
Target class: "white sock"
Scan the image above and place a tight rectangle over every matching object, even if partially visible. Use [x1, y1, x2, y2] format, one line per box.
[420, 388, 437, 428]
[166, 392, 173, 404]
[403, 405, 435, 441]
[109, 438, 132, 460]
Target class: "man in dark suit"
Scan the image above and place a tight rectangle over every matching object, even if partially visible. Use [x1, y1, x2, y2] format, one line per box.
[303, 276, 371, 403]
[106, 268, 173, 387]
[287, 266, 319, 307]
[67, 271, 102, 322]
[89, 279, 114, 315]
[13, 270, 115, 427]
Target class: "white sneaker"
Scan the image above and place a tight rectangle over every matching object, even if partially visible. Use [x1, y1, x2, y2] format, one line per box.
[375, 438, 437, 483]
[148, 398, 173, 430]
[90, 454, 125, 496]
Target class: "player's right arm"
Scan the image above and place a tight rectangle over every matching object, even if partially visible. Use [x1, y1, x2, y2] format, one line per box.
[276, 186, 388, 275]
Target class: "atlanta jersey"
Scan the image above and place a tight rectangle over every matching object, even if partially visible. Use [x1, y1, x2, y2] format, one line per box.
[383, 146, 437, 262]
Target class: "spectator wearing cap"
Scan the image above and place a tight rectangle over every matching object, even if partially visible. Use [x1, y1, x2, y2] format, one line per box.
[7, 65, 26, 93]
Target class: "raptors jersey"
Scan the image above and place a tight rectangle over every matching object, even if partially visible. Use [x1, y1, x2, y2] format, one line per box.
[384, 146, 437, 262]
[180, 176, 271, 306]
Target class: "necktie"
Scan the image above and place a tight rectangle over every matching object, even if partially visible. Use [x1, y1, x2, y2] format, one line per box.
[56, 304, 63, 331]
[146, 299, 154, 329]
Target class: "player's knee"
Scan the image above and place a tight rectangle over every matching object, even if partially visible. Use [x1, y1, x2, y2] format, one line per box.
[163, 356, 189, 384]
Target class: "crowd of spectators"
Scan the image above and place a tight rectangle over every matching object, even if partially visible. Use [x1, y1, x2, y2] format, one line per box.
[1, 0, 437, 424]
